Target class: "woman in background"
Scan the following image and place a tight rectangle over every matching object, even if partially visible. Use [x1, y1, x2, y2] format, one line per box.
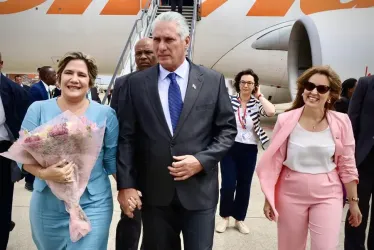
[21, 52, 118, 250]
[334, 78, 357, 113]
[257, 66, 362, 250]
[216, 69, 275, 234]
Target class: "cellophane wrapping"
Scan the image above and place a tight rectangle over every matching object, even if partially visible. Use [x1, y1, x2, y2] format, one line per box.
[0, 110, 106, 242]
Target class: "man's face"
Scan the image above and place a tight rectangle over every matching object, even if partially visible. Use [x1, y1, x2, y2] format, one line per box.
[15, 76, 22, 84]
[45, 68, 57, 85]
[153, 21, 190, 72]
[135, 40, 157, 71]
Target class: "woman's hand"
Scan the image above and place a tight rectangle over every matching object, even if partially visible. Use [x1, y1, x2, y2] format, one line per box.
[348, 203, 362, 227]
[264, 199, 275, 221]
[254, 85, 262, 99]
[39, 160, 76, 183]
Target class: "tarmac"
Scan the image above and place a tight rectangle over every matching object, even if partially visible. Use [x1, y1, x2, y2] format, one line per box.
[7, 103, 368, 249]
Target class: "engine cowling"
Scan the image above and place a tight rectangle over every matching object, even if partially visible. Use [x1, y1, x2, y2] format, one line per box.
[288, 8, 374, 100]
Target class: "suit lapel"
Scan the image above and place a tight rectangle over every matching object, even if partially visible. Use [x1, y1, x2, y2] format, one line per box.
[173, 63, 203, 138]
[145, 66, 172, 139]
[266, 107, 304, 157]
[327, 112, 341, 163]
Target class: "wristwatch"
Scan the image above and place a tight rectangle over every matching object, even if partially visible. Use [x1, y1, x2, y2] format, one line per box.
[346, 197, 359, 204]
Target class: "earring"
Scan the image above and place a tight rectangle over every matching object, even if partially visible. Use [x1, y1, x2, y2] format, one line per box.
[327, 99, 331, 103]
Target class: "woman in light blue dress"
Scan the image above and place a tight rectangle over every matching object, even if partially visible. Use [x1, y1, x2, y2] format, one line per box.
[21, 52, 118, 250]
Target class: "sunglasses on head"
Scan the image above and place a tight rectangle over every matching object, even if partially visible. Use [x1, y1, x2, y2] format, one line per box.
[304, 81, 331, 94]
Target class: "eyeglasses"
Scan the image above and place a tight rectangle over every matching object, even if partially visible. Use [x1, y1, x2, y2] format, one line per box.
[304, 81, 331, 94]
[239, 80, 254, 86]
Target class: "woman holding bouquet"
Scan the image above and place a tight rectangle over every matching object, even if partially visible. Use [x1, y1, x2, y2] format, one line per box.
[20, 52, 118, 249]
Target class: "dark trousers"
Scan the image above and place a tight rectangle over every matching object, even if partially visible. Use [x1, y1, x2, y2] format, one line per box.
[142, 193, 216, 250]
[219, 142, 258, 221]
[25, 173, 35, 185]
[170, 0, 183, 13]
[116, 209, 143, 250]
[345, 147, 374, 250]
[0, 141, 13, 250]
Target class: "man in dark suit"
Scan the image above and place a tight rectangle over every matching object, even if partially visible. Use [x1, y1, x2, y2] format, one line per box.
[117, 12, 237, 250]
[170, 0, 183, 13]
[14, 75, 30, 91]
[30, 66, 56, 102]
[345, 75, 374, 250]
[52, 82, 61, 98]
[111, 37, 157, 250]
[111, 38, 157, 113]
[335, 78, 357, 113]
[88, 86, 101, 103]
[26, 66, 56, 191]
[0, 52, 32, 249]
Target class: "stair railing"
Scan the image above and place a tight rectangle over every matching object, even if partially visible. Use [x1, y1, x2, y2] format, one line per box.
[101, 0, 159, 104]
[187, 0, 200, 60]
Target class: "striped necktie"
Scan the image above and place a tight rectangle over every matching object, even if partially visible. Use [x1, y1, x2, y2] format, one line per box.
[167, 73, 183, 133]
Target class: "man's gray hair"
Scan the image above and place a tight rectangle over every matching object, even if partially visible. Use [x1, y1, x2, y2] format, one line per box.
[151, 11, 190, 40]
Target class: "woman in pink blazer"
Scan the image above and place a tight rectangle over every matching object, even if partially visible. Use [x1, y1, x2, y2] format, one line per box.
[257, 66, 362, 250]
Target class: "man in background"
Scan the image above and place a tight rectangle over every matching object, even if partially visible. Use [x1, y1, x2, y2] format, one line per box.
[30, 66, 56, 102]
[170, 0, 183, 14]
[26, 66, 56, 191]
[52, 82, 61, 98]
[345, 75, 374, 250]
[111, 37, 157, 250]
[335, 78, 357, 113]
[87, 86, 101, 103]
[14, 75, 30, 91]
[0, 52, 32, 249]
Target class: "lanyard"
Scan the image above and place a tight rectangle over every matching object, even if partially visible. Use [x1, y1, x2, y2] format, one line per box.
[237, 97, 247, 129]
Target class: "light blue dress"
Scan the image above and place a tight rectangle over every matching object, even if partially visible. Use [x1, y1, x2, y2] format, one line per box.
[21, 98, 119, 250]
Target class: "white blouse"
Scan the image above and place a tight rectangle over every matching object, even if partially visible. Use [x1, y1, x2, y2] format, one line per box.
[234, 106, 258, 145]
[283, 123, 336, 174]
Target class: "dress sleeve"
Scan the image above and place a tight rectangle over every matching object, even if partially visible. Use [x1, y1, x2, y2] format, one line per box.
[103, 107, 119, 175]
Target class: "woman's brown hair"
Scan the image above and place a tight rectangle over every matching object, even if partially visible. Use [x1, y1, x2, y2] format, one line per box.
[286, 66, 341, 112]
[57, 52, 98, 88]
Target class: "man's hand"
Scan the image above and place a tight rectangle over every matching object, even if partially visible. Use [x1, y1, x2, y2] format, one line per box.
[168, 155, 203, 181]
[117, 188, 142, 218]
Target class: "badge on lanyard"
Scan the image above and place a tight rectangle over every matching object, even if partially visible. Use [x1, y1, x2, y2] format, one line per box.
[238, 97, 247, 129]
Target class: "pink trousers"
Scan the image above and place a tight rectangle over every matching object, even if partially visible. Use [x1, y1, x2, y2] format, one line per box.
[276, 167, 343, 250]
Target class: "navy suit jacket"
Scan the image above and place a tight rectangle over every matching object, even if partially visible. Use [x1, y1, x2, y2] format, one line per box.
[22, 85, 31, 92]
[30, 81, 49, 101]
[348, 75, 374, 166]
[0, 74, 32, 182]
[0, 74, 32, 140]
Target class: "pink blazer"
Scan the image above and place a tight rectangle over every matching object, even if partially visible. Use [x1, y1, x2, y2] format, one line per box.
[256, 107, 359, 221]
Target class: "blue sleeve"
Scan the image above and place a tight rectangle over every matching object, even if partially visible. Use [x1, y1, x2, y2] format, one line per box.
[103, 107, 119, 175]
[18, 102, 41, 170]
[21, 102, 41, 132]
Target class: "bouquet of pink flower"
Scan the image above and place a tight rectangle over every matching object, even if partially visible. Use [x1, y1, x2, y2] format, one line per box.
[0, 110, 106, 242]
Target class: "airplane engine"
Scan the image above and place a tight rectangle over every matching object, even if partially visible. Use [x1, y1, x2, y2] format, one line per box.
[287, 8, 374, 100]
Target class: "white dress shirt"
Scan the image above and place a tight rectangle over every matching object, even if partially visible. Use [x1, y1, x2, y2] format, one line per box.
[87, 89, 92, 100]
[234, 106, 258, 145]
[42, 80, 51, 99]
[283, 123, 336, 174]
[0, 74, 10, 141]
[158, 59, 190, 135]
